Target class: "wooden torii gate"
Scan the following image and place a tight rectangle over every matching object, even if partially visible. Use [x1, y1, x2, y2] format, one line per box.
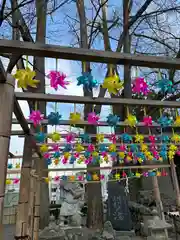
[1, 39, 180, 239]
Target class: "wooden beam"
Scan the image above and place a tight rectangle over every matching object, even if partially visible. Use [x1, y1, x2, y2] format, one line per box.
[13, 98, 42, 158]
[11, 131, 173, 138]
[43, 164, 170, 172]
[0, 59, 6, 83]
[15, 92, 180, 108]
[1, 40, 180, 69]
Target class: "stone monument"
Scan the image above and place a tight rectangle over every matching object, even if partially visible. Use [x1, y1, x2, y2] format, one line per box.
[59, 181, 84, 227]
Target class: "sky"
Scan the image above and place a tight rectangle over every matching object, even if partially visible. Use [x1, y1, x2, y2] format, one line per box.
[7, 1, 118, 158]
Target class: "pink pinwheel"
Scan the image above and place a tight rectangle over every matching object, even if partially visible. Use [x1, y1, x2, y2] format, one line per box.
[49, 71, 69, 90]
[119, 145, 126, 151]
[43, 152, 50, 159]
[74, 152, 80, 158]
[29, 110, 44, 126]
[51, 144, 59, 152]
[150, 144, 157, 151]
[108, 134, 117, 144]
[152, 151, 159, 159]
[87, 112, 100, 125]
[87, 144, 95, 152]
[13, 178, 20, 184]
[66, 133, 75, 143]
[62, 157, 68, 164]
[176, 150, 180, 156]
[78, 175, 83, 181]
[132, 77, 150, 96]
[143, 116, 152, 126]
[102, 152, 108, 158]
[85, 156, 93, 165]
[127, 152, 133, 157]
[54, 176, 60, 182]
[149, 135, 156, 143]
[143, 172, 148, 177]
[100, 174, 105, 180]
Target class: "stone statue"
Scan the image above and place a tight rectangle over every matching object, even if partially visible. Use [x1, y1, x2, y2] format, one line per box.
[59, 181, 84, 227]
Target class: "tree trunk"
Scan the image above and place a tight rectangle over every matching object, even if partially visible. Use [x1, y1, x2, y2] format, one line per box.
[76, 0, 103, 229]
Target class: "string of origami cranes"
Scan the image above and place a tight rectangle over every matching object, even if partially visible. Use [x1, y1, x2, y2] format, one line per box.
[6, 168, 168, 185]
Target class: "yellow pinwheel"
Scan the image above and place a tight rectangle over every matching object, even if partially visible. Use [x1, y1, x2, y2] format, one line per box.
[13, 67, 40, 89]
[134, 134, 144, 143]
[115, 173, 120, 180]
[75, 144, 84, 152]
[6, 179, 12, 185]
[174, 116, 180, 126]
[118, 152, 125, 159]
[49, 132, 61, 142]
[135, 172, 141, 178]
[15, 163, 20, 169]
[92, 174, 99, 181]
[92, 151, 98, 157]
[63, 152, 71, 159]
[102, 74, 123, 95]
[156, 171, 161, 176]
[69, 112, 81, 125]
[40, 144, 48, 153]
[171, 134, 180, 143]
[96, 134, 104, 143]
[54, 159, 59, 165]
[69, 175, 75, 181]
[109, 144, 116, 152]
[140, 144, 148, 152]
[169, 144, 177, 152]
[168, 150, 175, 160]
[125, 114, 137, 127]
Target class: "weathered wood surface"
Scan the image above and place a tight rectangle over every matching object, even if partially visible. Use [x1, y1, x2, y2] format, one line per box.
[0, 76, 15, 239]
[0, 59, 6, 83]
[15, 92, 180, 108]
[2, 39, 180, 69]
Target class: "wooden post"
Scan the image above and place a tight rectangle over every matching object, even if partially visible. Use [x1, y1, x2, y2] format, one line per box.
[170, 161, 180, 210]
[15, 136, 32, 239]
[27, 169, 36, 239]
[0, 75, 15, 237]
[33, 170, 41, 240]
[152, 176, 168, 237]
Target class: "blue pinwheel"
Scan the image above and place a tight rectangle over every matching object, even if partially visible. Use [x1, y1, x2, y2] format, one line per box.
[80, 133, 91, 143]
[47, 159, 52, 165]
[160, 135, 170, 143]
[77, 71, 98, 91]
[63, 144, 72, 152]
[159, 151, 167, 160]
[84, 151, 91, 158]
[35, 132, 46, 143]
[70, 155, 76, 164]
[47, 112, 62, 126]
[99, 144, 107, 152]
[157, 116, 172, 127]
[53, 151, 60, 158]
[7, 163, 13, 169]
[157, 78, 175, 94]
[106, 114, 120, 127]
[121, 133, 132, 143]
[130, 144, 138, 152]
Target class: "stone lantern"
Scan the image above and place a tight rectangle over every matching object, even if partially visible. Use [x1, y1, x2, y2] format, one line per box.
[147, 209, 172, 240]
